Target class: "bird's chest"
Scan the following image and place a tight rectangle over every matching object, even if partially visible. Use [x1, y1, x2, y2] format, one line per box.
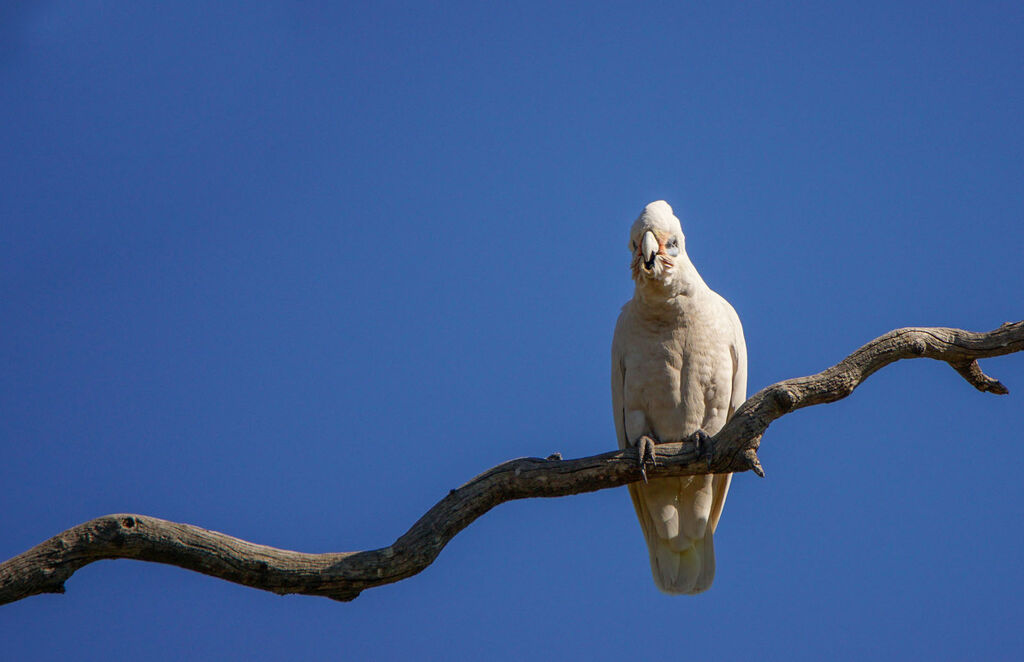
[622, 316, 731, 439]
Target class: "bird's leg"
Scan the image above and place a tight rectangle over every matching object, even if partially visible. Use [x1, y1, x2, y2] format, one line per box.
[688, 429, 713, 471]
[635, 434, 659, 483]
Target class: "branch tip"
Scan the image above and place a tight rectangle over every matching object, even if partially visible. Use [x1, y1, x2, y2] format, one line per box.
[743, 450, 765, 478]
[952, 359, 1009, 395]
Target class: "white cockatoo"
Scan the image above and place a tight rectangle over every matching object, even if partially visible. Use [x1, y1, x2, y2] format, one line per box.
[611, 200, 747, 594]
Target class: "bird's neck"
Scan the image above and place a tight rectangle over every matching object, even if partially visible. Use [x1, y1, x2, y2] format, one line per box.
[633, 256, 708, 312]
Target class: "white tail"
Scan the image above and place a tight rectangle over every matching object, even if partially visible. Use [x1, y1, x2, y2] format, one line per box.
[628, 473, 730, 595]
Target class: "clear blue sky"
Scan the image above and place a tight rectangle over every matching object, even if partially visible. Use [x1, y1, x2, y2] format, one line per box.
[2, 2, 1022, 660]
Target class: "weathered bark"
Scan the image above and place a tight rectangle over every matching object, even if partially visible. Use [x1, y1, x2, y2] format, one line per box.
[2, 322, 1021, 606]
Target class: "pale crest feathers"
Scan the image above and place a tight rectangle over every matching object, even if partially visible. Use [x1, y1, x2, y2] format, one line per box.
[612, 200, 747, 594]
[631, 200, 679, 236]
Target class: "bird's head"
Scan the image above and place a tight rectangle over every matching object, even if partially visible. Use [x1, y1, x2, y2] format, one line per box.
[629, 200, 685, 284]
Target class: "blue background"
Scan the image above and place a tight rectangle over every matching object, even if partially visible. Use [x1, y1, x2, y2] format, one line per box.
[2, 2, 1022, 660]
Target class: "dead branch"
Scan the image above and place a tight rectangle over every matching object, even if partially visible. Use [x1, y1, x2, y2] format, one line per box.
[2, 322, 1021, 606]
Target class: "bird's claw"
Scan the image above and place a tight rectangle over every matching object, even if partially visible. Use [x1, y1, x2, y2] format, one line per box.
[689, 429, 713, 470]
[636, 434, 658, 483]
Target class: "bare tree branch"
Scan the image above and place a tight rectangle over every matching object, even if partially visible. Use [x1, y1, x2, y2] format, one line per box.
[2, 322, 1021, 606]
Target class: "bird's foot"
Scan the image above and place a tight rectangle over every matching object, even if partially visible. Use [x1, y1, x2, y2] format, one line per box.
[688, 429, 713, 470]
[636, 434, 658, 483]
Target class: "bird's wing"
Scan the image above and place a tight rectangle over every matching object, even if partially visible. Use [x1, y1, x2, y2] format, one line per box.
[709, 296, 747, 534]
[611, 310, 629, 452]
[613, 307, 675, 587]
[725, 298, 748, 421]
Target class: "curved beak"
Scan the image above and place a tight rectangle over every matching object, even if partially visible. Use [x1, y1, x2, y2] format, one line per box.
[640, 230, 659, 270]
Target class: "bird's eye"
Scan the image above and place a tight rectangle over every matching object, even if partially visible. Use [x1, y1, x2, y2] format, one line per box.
[666, 237, 680, 257]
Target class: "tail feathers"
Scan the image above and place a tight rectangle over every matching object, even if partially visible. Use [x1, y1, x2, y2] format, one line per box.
[628, 477, 721, 595]
[647, 528, 716, 594]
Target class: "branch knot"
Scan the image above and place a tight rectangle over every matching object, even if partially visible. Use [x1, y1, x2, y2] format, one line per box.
[772, 387, 796, 413]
